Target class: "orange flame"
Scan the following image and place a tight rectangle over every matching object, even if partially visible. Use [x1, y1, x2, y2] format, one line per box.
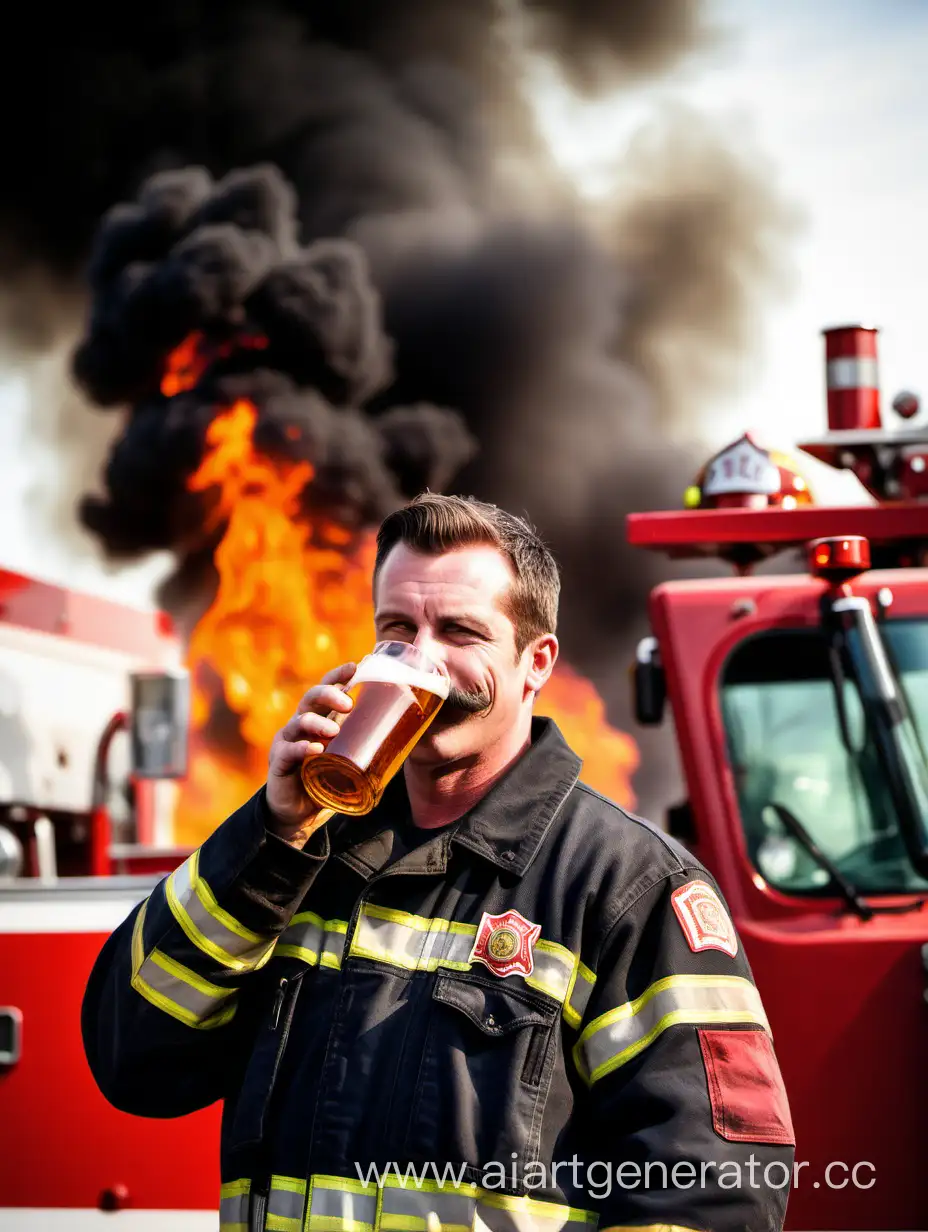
[161, 332, 212, 397]
[174, 399, 375, 844]
[161, 330, 269, 398]
[174, 401, 638, 845]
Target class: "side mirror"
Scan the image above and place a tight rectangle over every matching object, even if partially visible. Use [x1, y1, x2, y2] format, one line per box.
[130, 669, 190, 779]
[633, 636, 666, 725]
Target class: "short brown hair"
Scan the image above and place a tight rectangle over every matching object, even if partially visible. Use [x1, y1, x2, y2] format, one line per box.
[374, 493, 560, 655]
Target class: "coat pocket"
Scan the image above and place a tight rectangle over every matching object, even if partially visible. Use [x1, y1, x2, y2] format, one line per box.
[404, 972, 558, 1172]
[228, 967, 306, 1150]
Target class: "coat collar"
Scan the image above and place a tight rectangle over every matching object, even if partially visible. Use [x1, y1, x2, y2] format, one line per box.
[329, 716, 581, 879]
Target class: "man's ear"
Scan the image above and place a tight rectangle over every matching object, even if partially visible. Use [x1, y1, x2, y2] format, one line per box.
[525, 633, 558, 693]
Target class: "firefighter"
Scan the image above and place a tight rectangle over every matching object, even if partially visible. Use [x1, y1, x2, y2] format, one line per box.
[83, 493, 795, 1232]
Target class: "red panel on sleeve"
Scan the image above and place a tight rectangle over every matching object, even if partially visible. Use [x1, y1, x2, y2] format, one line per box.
[699, 1028, 795, 1145]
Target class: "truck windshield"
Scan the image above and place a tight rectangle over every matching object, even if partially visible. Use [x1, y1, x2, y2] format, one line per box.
[720, 619, 928, 895]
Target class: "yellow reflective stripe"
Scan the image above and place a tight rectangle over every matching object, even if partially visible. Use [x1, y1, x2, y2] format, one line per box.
[377, 1173, 479, 1232]
[563, 960, 596, 1030]
[600, 1226, 701, 1232]
[350, 907, 477, 973]
[222, 1179, 253, 1197]
[348, 906, 588, 1026]
[480, 1192, 598, 1224]
[524, 938, 575, 1004]
[312, 1176, 379, 1197]
[167, 850, 277, 973]
[223, 1174, 598, 1232]
[148, 948, 231, 1001]
[362, 903, 477, 935]
[277, 911, 349, 970]
[268, 1173, 308, 1231]
[307, 1174, 378, 1232]
[130, 900, 238, 1030]
[220, 1177, 251, 1231]
[378, 1178, 479, 1198]
[573, 974, 769, 1085]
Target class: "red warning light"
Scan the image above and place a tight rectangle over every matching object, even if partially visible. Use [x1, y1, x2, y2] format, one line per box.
[808, 535, 870, 582]
[156, 610, 176, 638]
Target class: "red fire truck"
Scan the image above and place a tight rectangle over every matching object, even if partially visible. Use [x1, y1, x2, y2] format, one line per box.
[1, 325, 926, 1230]
[0, 578, 218, 1229]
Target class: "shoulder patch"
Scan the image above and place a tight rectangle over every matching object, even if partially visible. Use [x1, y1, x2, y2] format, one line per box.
[671, 880, 738, 959]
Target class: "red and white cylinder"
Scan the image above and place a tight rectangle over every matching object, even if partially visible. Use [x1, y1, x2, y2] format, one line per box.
[823, 325, 881, 430]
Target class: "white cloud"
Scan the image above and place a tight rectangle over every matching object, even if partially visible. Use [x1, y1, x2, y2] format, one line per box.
[0, 372, 173, 605]
[534, 0, 928, 500]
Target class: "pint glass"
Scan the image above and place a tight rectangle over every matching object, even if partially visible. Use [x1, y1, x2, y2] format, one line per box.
[300, 642, 450, 815]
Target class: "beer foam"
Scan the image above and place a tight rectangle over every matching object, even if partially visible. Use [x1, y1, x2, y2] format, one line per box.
[348, 652, 450, 698]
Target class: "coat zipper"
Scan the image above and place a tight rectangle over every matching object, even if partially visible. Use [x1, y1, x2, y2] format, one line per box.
[270, 977, 289, 1031]
[306, 849, 447, 1175]
[250, 974, 301, 1232]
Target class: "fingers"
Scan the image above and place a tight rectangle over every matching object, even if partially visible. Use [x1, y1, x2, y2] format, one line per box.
[294, 664, 357, 717]
[270, 663, 357, 778]
[280, 708, 342, 744]
[321, 661, 357, 687]
[271, 709, 343, 772]
[282, 684, 350, 729]
[269, 738, 315, 777]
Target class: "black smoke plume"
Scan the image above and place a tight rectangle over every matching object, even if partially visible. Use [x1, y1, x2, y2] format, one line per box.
[9, 1, 797, 810]
[73, 164, 477, 582]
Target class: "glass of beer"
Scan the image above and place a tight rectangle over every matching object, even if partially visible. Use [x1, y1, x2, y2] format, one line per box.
[300, 642, 450, 815]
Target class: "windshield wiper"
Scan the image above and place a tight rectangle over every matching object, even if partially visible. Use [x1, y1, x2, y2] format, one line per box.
[826, 595, 928, 880]
[765, 801, 873, 920]
[766, 801, 928, 917]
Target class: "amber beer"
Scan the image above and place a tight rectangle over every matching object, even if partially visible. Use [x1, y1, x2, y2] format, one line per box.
[301, 642, 450, 815]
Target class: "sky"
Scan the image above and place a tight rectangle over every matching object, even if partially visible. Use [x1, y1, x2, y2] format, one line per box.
[1, 0, 926, 608]
[535, 0, 928, 466]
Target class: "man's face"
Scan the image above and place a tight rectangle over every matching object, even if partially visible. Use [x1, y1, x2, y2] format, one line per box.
[373, 542, 555, 766]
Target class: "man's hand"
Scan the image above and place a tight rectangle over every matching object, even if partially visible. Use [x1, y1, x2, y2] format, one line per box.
[266, 662, 356, 846]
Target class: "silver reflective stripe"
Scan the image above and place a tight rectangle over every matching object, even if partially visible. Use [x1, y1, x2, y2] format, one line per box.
[476, 1194, 598, 1232]
[220, 1179, 250, 1230]
[224, 1175, 599, 1232]
[308, 1177, 377, 1230]
[575, 975, 768, 1085]
[826, 355, 879, 390]
[268, 1175, 307, 1227]
[276, 912, 348, 969]
[380, 1182, 477, 1231]
[351, 908, 476, 972]
[525, 941, 574, 1003]
[136, 951, 236, 1026]
[350, 907, 590, 1027]
[131, 900, 237, 1029]
[565, 962, 596, 1028]
[168, 851, 276, 972]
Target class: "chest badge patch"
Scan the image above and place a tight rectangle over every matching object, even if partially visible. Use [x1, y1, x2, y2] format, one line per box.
[470, 909, 541, 978]
[671, 880, 739, 959]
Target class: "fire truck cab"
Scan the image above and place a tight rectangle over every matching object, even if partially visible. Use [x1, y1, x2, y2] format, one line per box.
[629, 327, 928, 1230]
[0, 573, 217, 1227]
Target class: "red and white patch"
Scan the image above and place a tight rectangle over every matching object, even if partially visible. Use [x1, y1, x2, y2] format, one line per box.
[469, 909, 541, 978]
[671, 880, 738, 958]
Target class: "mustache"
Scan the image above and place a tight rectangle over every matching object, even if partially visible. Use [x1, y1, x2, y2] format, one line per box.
[444, 684, 492, 715]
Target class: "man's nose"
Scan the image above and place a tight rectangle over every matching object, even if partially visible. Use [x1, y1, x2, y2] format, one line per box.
[412, 630, 446, 672]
